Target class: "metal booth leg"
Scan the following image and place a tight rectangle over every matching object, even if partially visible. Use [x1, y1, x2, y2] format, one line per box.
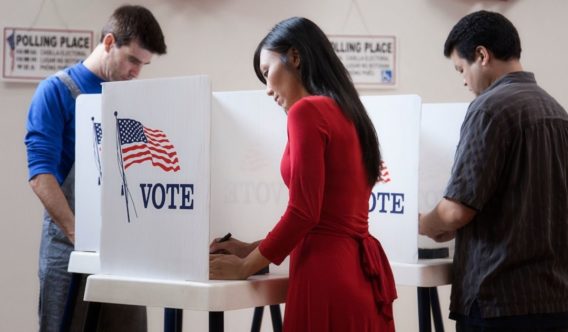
[164, 308, 183, 332]
[209, 311, 224, 332]
[251, 307, 264, 332]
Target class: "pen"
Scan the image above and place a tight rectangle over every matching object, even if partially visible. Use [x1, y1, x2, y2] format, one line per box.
[217, 232, 232, 243]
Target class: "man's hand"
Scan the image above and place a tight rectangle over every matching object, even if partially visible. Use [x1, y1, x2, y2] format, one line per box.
[419, 198, 476, 241]
[29, 174, 75, 244]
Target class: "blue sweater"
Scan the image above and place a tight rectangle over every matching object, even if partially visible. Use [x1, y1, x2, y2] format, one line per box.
[25, 62, 104, 184]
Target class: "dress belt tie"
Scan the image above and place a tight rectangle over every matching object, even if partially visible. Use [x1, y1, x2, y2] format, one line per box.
[308, 228, 398, 320]
[360, 234, 398, 321]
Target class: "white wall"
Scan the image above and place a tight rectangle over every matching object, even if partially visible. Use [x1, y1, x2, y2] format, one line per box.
[1, 0, 566, 331]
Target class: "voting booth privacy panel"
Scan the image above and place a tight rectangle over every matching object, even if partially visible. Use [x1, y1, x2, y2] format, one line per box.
[75, 94, 102, 252]
[99, 76, 211, 281]
[362, 95, 421, 263]
[418, 103, 468, 252]
[210, 90, 288, 273]
[74, 74, 468, 281]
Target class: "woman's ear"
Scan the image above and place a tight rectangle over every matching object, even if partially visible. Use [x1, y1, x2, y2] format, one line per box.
[289, 48, 301, 69]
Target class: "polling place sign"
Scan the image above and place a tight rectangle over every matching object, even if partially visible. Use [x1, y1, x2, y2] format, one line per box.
[329, 35, 396, 88]
[3, 27, 93, 81]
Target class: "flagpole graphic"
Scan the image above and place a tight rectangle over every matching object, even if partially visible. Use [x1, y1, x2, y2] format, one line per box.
[114, 112, 137, 223]
[114, 112, 181, 222]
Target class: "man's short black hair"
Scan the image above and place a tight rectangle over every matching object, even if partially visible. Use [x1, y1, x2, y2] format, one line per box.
[100, 5, 167, 55]
[444, 10, 521, 63]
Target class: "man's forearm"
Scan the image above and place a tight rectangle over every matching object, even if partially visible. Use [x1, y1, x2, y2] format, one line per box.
[419, 198, 476, 239]
[29, 173, 75, 243]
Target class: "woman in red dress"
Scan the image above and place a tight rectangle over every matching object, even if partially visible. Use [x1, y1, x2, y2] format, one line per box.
[209, 17, 397, 331]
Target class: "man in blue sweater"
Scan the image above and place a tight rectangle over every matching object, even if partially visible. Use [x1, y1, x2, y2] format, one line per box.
[25, 5, 166, 331]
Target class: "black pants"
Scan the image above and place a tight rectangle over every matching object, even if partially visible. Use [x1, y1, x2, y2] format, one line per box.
[455, 302, 568, 332]
[456, 321, 568, 332]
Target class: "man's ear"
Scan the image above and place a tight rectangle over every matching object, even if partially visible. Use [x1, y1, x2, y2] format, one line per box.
[102, 33, 115, 52]
[476, 46, 490, 65]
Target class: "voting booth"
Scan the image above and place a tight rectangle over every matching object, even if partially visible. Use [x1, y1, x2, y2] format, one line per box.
[74, 75, 469, 281]
[99, 76, 211, 281]
[75, 94, 102, 252]
[210, 91, 289, 272]
[418, 103, 468, 253]
[363, 95, 422, 263]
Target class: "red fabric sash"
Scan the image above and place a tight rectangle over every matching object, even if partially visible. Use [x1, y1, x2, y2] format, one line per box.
[360, 234, 398, 321]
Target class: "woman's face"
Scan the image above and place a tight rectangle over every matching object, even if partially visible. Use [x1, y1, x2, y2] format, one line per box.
[258, 49, 309, 112]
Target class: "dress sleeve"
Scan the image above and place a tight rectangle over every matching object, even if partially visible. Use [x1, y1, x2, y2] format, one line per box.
[259, 99, 329, 264]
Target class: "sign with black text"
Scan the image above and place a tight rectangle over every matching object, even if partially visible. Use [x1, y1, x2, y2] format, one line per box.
[3, 27, 93, 81]
[329, 35, 396, 88]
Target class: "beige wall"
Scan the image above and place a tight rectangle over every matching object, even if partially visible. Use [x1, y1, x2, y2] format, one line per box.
[1, 0, 566, 331]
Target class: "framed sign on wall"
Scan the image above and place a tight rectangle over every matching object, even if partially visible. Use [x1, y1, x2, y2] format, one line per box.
[3, 27, 93, 82]
[328, 35, 397, 89]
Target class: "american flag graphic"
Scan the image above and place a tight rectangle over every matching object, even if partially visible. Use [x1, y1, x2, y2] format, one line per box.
[93, 121, 102, 185]
[94, 122, 102, 146]
[117, 118, 180, 172]
[378, 160, 391, 184]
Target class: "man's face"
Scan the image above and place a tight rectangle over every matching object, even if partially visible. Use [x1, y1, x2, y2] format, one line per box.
[450, 49, 489, 96]
[104, 38, 153, 82]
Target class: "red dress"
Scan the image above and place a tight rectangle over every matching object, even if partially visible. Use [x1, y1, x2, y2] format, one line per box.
[259, 96, 397, 331]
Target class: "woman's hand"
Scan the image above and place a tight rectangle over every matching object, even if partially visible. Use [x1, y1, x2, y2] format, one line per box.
[209, 247, 271, 280]
[209, 254, 247, 280]
[209, 237, 258, 258]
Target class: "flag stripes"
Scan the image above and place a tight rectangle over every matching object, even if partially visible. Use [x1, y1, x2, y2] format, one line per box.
[118, 118, 180, 172]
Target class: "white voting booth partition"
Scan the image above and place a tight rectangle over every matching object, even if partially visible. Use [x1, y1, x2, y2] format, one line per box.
[74, 74, 468, 283]
[363, 95, 422, 263]
[99, 76, 211, 281]
[418, 103, 469, 253]
[75, 94, 102, 252]
[210, 91, 290, 273]
[211, 92, 423, 267]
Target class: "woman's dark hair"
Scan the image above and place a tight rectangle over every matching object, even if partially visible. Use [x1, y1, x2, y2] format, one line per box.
[253, 17, 381, 186]
[444, 10, 521, 63]
[100, 5, 167, 55]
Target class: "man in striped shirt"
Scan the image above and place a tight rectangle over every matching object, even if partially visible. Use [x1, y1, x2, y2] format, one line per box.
[420, 10, 568, 331]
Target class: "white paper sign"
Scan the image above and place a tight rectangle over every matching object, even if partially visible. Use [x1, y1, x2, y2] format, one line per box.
[99, 76, 211, 281]
[3, 27, 93, 81]
[329, 35, 396, 88]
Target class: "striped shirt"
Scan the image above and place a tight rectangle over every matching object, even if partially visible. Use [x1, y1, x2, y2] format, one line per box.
[445, 72, 568, 319]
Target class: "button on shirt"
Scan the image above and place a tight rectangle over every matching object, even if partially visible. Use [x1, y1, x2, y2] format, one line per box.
[445, 72, 568, 318]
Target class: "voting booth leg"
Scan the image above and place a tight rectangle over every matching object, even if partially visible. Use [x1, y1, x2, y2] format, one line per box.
[269, 304, 283, 332]
[429, 288, 444, 332]
[417, 287, 444, 332]
[209, 311, 224, 332]
[251, 307, 264, 332]
[250, 305, 283, 332]
[82, 301, 101, 332]
[164, 308, 183, 332]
